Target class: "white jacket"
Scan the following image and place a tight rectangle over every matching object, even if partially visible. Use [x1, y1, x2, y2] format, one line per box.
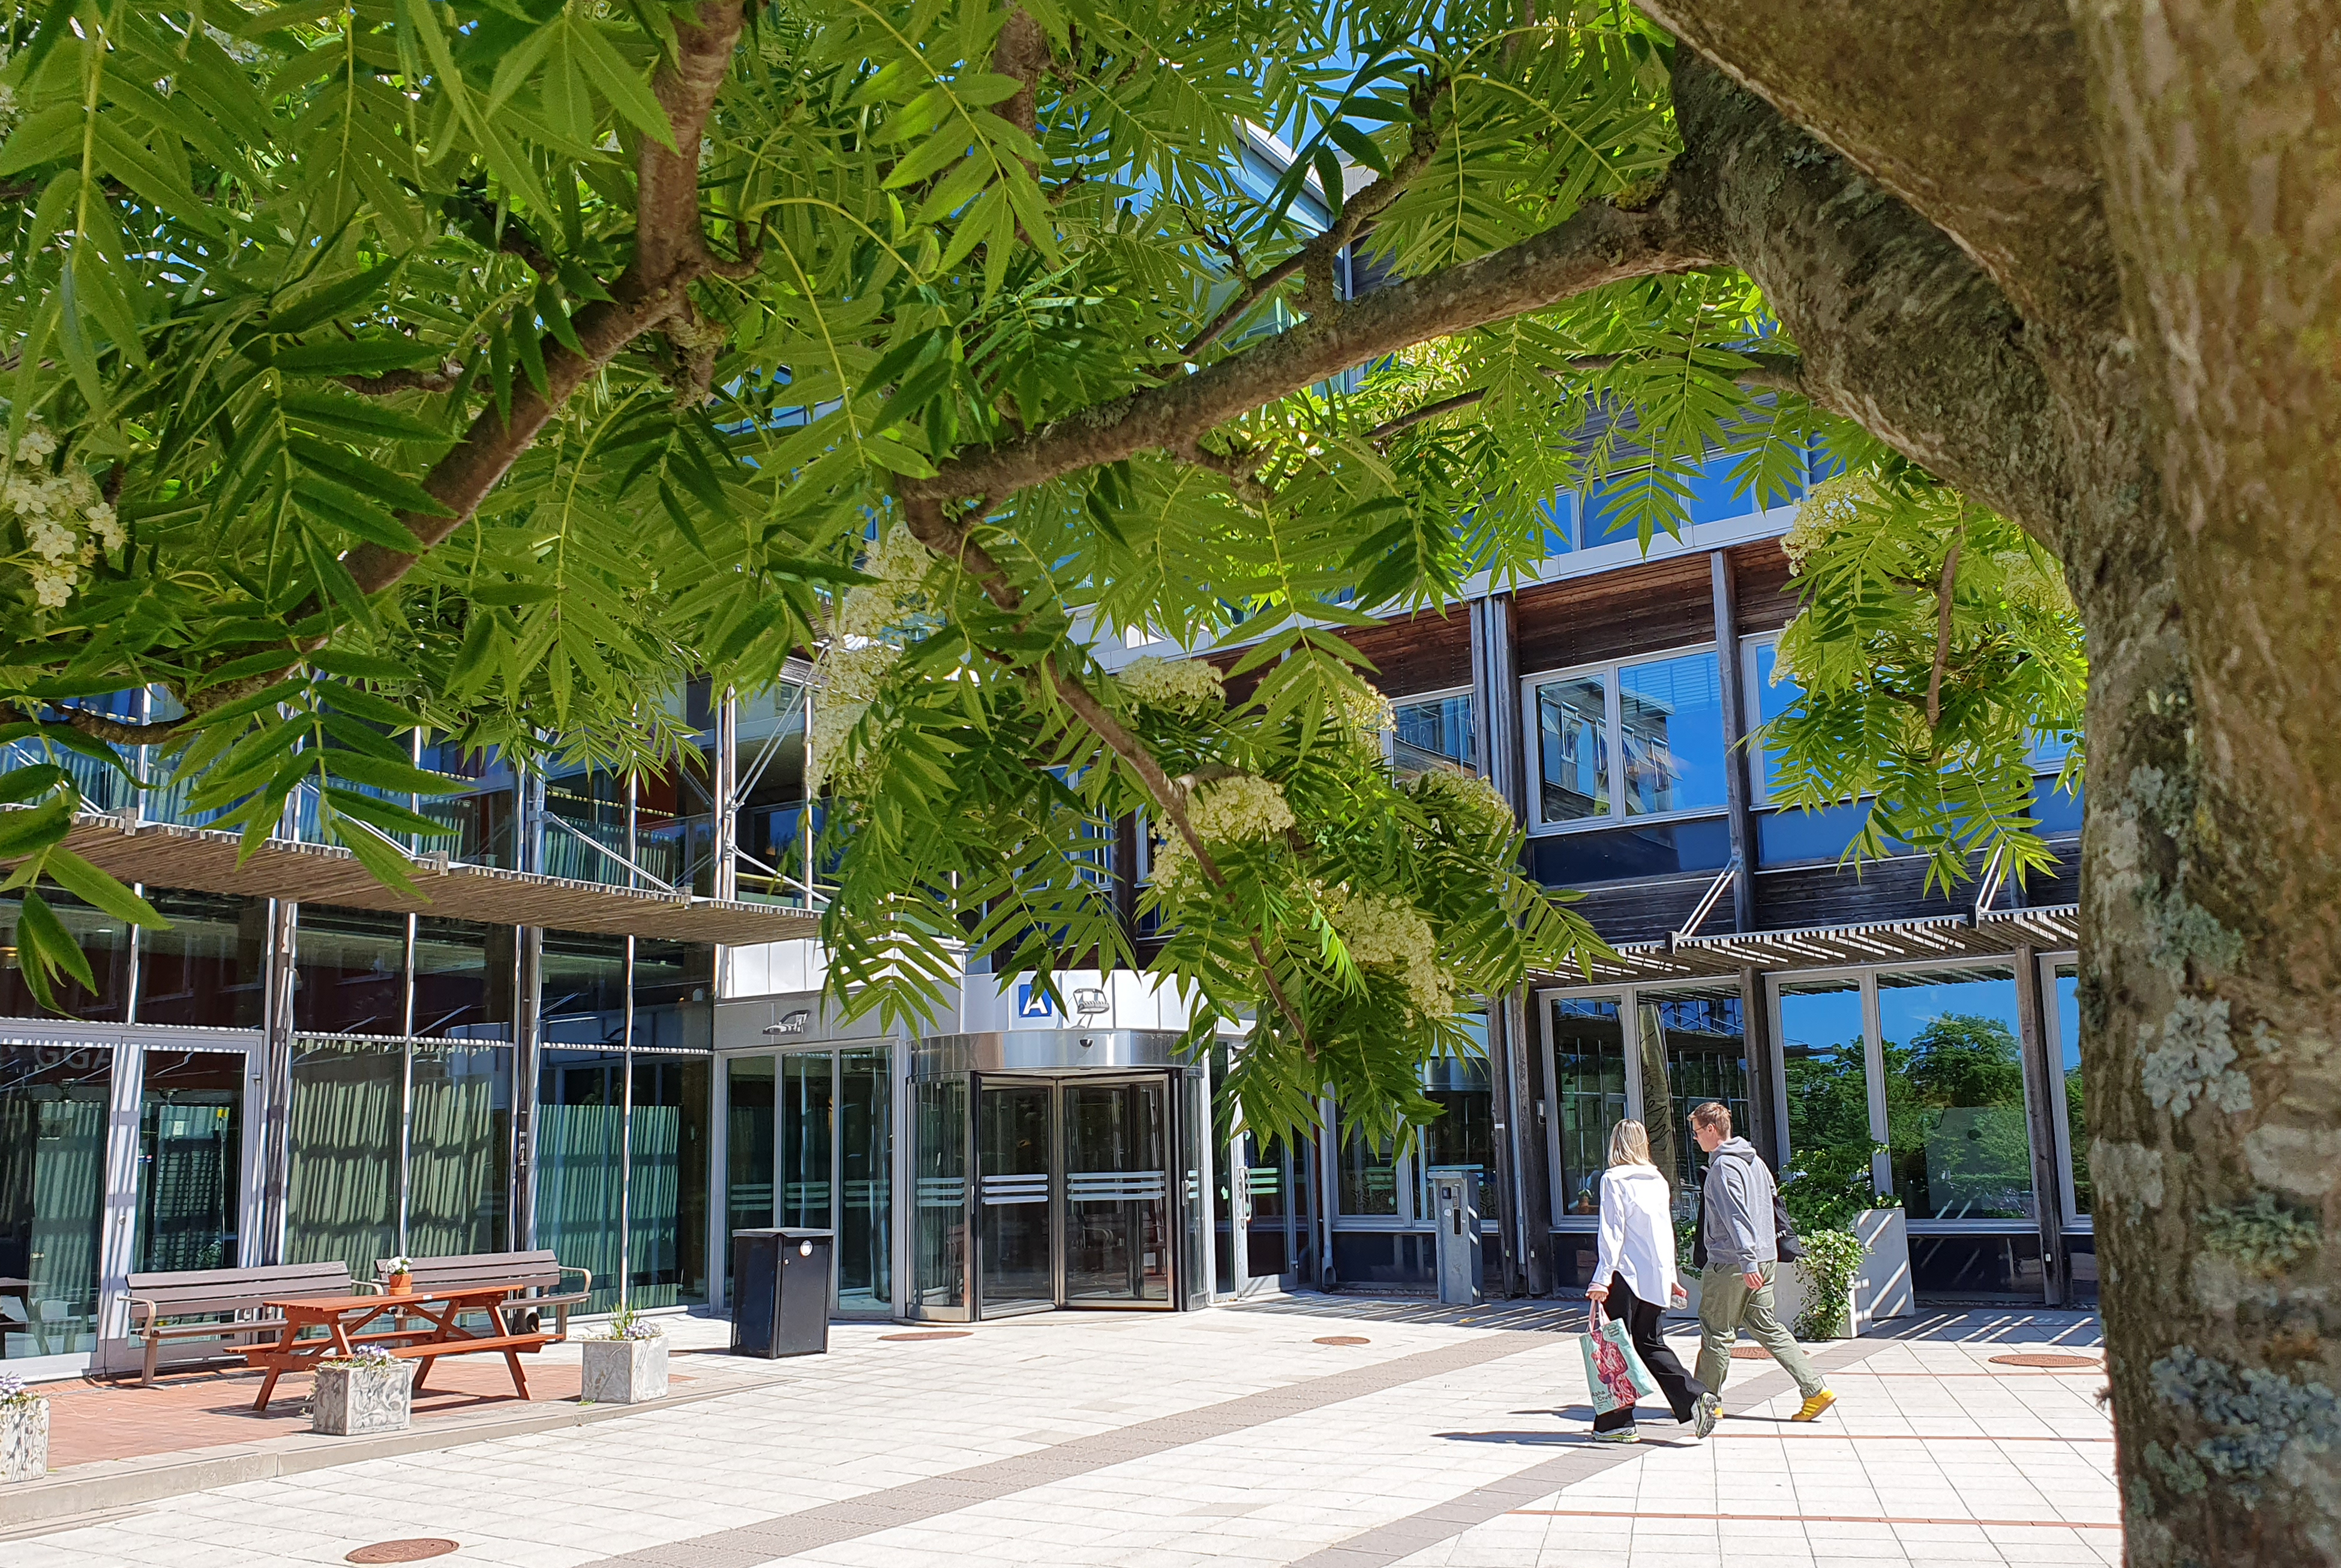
[1590, 1164, 1678, 1306]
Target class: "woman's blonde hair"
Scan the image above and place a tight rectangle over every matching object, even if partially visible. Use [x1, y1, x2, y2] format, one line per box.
[1607, 1119, 1654, 1169]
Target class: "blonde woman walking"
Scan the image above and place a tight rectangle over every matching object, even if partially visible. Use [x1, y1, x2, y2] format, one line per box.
[1586, 1119, 1718, 1443]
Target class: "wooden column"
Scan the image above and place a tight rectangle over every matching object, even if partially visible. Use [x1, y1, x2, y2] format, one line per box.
[1710, 550, 1756, 933]
[2013, 943, 2068, 1304]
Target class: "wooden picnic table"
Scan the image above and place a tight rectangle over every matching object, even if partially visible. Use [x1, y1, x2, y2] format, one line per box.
[240, 1284, 555, 1411]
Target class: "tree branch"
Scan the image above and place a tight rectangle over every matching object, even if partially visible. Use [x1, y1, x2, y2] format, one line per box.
[896, 493, 1316, 1051]
[1363, 348, 1806, 444]
[340, 363, 464, 398]
[1926, 524, 1961, 729]
[1183, 77, 1452, 359]
[912, 178, 1716, 508]
[992, 8, 1049, 141]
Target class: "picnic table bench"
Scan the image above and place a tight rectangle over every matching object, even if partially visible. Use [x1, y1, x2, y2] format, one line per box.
[239, 1284, 557, 1411]
[372, 1251, 592, 1339]
[124, 1262, 364, 1385]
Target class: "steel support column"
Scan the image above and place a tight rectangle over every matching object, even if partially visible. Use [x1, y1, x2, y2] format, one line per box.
[1710, 551, 1757, 934]
[2014, 943, 2067, 1304]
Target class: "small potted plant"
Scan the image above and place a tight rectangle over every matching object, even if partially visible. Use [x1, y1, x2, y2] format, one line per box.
[580, 1305, 668, 1405]
[1, 1372, 49, 1483]
[382, 1256, 415, 1296]
[312, 1344, 412, 1437]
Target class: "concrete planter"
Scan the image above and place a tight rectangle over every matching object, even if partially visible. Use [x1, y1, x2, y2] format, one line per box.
[313, 1362, 412, 1437]
[581, 1336, 668, 1404]
[1851, 1207, 1913, 1330]
[2, 1398, 49, 1482]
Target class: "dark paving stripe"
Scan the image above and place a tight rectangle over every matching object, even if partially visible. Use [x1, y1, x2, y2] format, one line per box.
[1509, 1507, 2120, 1530]
[592, 1332, 1545, 1566]
[1280, 1335, 1889, 1568]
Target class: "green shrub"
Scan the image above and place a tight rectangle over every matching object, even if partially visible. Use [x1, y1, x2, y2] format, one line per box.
[1794, 1228, 1870, 1339]
[1781, 1140, 1895, 1233]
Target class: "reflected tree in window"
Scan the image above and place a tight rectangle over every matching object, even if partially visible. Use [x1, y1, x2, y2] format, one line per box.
[1885, 1013, 2034, 1221]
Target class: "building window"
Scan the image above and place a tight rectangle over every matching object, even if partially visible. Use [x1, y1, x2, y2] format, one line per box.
[134, 890, 266, 1029]
[284, 1038, 403, 1284]
[1528, 647, 1726, 831]
[2049, 961, 2089, 1222]
[1334, 1118, 1400, 1218]
[1637, 986, 1748, 1222]
[1877, 966, 2036, 1223]
[1, 1043, 112, 1361]
[1548, 996, 1627, 1218]
[1776, 977, 1877, 1200]
[1391, 689, 1476, 777]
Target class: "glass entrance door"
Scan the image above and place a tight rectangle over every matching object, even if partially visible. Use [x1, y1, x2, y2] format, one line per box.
[976, 1081, 1054, 1315]
[1063, 1078, 1170, 1305]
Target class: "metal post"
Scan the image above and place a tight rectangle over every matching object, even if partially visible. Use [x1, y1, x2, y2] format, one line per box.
[513, 926, 543, 1251]
[2013, 944, 2067, 1305]
[1740, 965, 1781, 1173]
[258, 899, 299, 1263]
[1711, 551, 1757, 934]
[713, 686, 739, 902]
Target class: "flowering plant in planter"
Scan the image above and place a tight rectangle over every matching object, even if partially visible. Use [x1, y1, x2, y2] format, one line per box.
[381, 1257, 415, 1294]
[581, 1306, 668, 1404]
[596, 1305, 665, 1342]
[321, 1344, 402, 1371]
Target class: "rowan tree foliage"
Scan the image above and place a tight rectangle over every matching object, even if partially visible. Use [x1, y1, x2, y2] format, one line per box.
[1, 2, 2334, 1557]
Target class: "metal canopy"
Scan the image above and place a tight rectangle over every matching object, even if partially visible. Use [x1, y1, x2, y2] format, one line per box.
[1539, 903, 2082, 987]
[44, 812, 821, 947]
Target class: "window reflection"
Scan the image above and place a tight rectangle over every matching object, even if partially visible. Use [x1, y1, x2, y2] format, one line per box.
[1393, 692, 1476, 777]
[1778, 979, 1876, 1209]
[2055, 965, 2088, 1217]
[1335, 1116, 1399, 1217]
[1637, 987, 1748, 1222]
[1878, 968, 2036, 1221]
[1549, 996, 1626, 1216]
[1619, 653, 1726, 815]
[1535, 675, 1610, 821]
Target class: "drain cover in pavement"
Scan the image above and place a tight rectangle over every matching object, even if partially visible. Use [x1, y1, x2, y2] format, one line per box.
[1991, 1353, 2102, 1369]
[1731, 1345, 1772, 1359]
[1314, 1335, 1370, 1346]
[880, 1330, 971, 1341]
[346, 1542, 458, 1564]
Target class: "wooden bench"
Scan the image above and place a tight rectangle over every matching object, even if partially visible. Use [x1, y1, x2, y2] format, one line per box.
[376, 1251, 592, 1339]
[123, 1262, 367, 1385]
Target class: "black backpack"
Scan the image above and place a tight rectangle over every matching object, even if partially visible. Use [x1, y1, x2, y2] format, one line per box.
[1690, 1153, 1805, 1269]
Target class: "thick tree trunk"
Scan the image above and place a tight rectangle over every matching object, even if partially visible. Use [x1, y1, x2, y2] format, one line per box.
[2064, 7, 2341, 1564]
[1665, 31, 2341, 1562]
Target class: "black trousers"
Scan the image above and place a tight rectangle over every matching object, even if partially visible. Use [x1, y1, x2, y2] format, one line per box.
[1591, 1273, 1709, 1432]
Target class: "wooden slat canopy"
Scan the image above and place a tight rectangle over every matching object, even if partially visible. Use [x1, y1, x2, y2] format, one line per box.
[39, 812, 820, 947]
[1535, 905, 2082, 986]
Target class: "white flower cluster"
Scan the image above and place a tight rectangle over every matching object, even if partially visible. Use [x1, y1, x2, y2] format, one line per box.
[833, 524, 936, 639]
[1187, 773, 1295, 843]
[1150, 773, 1295, 890]
[1411, 767, 1514, 841]
[1325, 885, 1453, 1019]
[1781, 472, 1873, 575]
[1117, 656, 1223, 717]
[809, 641, 903, 796]
[5, 425, 122, 609]
[1335, 681, 1395, 741]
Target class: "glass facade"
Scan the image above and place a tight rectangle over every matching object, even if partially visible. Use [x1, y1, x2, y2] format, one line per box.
[284, 1038, 402, 1284]
[134, 891, 266, 1029]
[0, 889, 131, 1022]
[1618, 653, 1727, 816]
[1636, 986, 1748, 1219]
[1, 1043, 111, 1360]
[913, 1078, 967, 1309]
[406, 1042, 512, 1260]
[536, 1050, 626, 1315]
[1392, 692, 1476, 777]
[1776, 978, 1876, 1200]
[1878, 967, 2034, 1222]
[628, 1055, 710, 1309]
[1533, 674, 1610, 822]
[2054, 963, 2089, 1218]
[133, 1050, 245, 1274]
[1548, 996, 1627, 1218]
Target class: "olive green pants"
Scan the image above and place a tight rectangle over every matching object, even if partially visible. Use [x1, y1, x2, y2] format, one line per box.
[1696, 1261, 1824, 1398]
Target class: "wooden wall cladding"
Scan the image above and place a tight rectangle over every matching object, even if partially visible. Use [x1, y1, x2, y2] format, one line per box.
[1730, 539, 1799, 634]
[1568, 875, 1727, 947]
[1754, 857, 1965, 932]
[1211, 604, 1472, 704]
[1514, 553, 1716, 674]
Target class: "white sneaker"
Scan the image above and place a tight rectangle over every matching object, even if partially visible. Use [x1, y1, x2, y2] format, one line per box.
[1691, 1392, 1721, 1439]
[1592, 1425, 1640, 1444]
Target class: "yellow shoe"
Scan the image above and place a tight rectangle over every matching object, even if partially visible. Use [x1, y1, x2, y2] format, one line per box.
[1791, 1389, 1837, 1422]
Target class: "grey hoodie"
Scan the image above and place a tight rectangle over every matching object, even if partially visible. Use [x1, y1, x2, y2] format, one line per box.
[1700, 1137, 1777, 1272]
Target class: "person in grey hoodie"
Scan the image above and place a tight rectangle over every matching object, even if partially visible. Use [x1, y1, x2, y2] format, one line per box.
[1691, 1101, 1836, 1422]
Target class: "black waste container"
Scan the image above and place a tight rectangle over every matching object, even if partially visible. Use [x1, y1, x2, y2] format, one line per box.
[731, 1228, 833, 1358]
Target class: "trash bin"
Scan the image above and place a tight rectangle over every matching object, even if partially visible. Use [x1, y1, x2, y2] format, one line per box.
[731, 1228, 834, 1358]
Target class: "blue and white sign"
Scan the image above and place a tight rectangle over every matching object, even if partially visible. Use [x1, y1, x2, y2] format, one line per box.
[1015, 981, 1054, 1020]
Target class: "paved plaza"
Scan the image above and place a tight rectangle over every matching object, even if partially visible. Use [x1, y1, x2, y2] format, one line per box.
[2, 1299, 2117, 1567]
